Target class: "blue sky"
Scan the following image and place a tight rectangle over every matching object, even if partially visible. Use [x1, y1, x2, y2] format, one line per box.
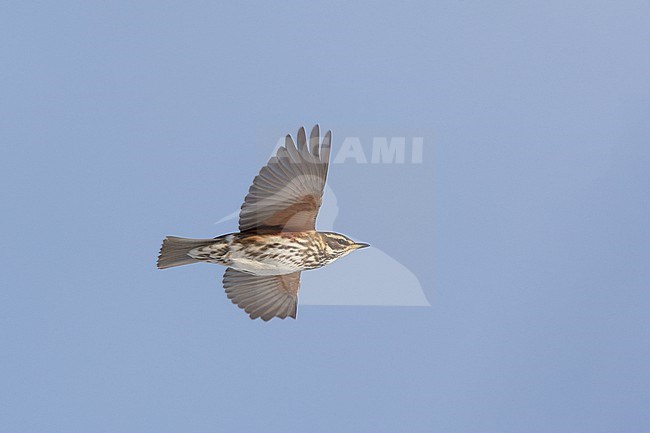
[1, 1, 649, 432]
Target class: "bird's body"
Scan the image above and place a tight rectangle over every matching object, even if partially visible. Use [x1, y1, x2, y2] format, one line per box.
[185, 231, 360, 275]
[157, 125, 368, 321]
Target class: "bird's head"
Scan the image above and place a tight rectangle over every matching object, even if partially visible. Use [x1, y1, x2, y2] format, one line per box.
[320, 232, 369, 260]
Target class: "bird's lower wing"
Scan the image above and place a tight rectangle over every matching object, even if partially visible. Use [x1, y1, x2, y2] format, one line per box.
[223, 268, 300, 321]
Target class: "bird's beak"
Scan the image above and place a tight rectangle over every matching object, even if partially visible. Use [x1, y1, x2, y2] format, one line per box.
[353, 242, 370, 249]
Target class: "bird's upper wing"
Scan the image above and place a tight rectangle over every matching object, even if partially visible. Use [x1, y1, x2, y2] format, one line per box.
[239, 125, 331, 232]
[223, 268, 300, 321]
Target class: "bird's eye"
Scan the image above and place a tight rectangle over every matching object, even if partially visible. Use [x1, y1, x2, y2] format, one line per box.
[337, 239, 347, 245]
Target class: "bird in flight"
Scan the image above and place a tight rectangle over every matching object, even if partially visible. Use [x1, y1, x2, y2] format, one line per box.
[157, 125, 369, 321]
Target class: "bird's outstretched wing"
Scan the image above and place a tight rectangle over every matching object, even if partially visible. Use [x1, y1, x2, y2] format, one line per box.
[223, 268, 300, 321]
[239, 125, 331, 232]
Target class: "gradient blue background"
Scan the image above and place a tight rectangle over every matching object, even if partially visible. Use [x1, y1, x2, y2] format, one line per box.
[2, 1, 649, 432]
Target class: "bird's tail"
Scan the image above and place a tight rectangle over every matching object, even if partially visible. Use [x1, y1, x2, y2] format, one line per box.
[157, 236, 216, 269]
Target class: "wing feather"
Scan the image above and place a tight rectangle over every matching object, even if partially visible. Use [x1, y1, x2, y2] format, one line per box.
[223, 268, 300, 321]
[238, 125, 331, 232]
